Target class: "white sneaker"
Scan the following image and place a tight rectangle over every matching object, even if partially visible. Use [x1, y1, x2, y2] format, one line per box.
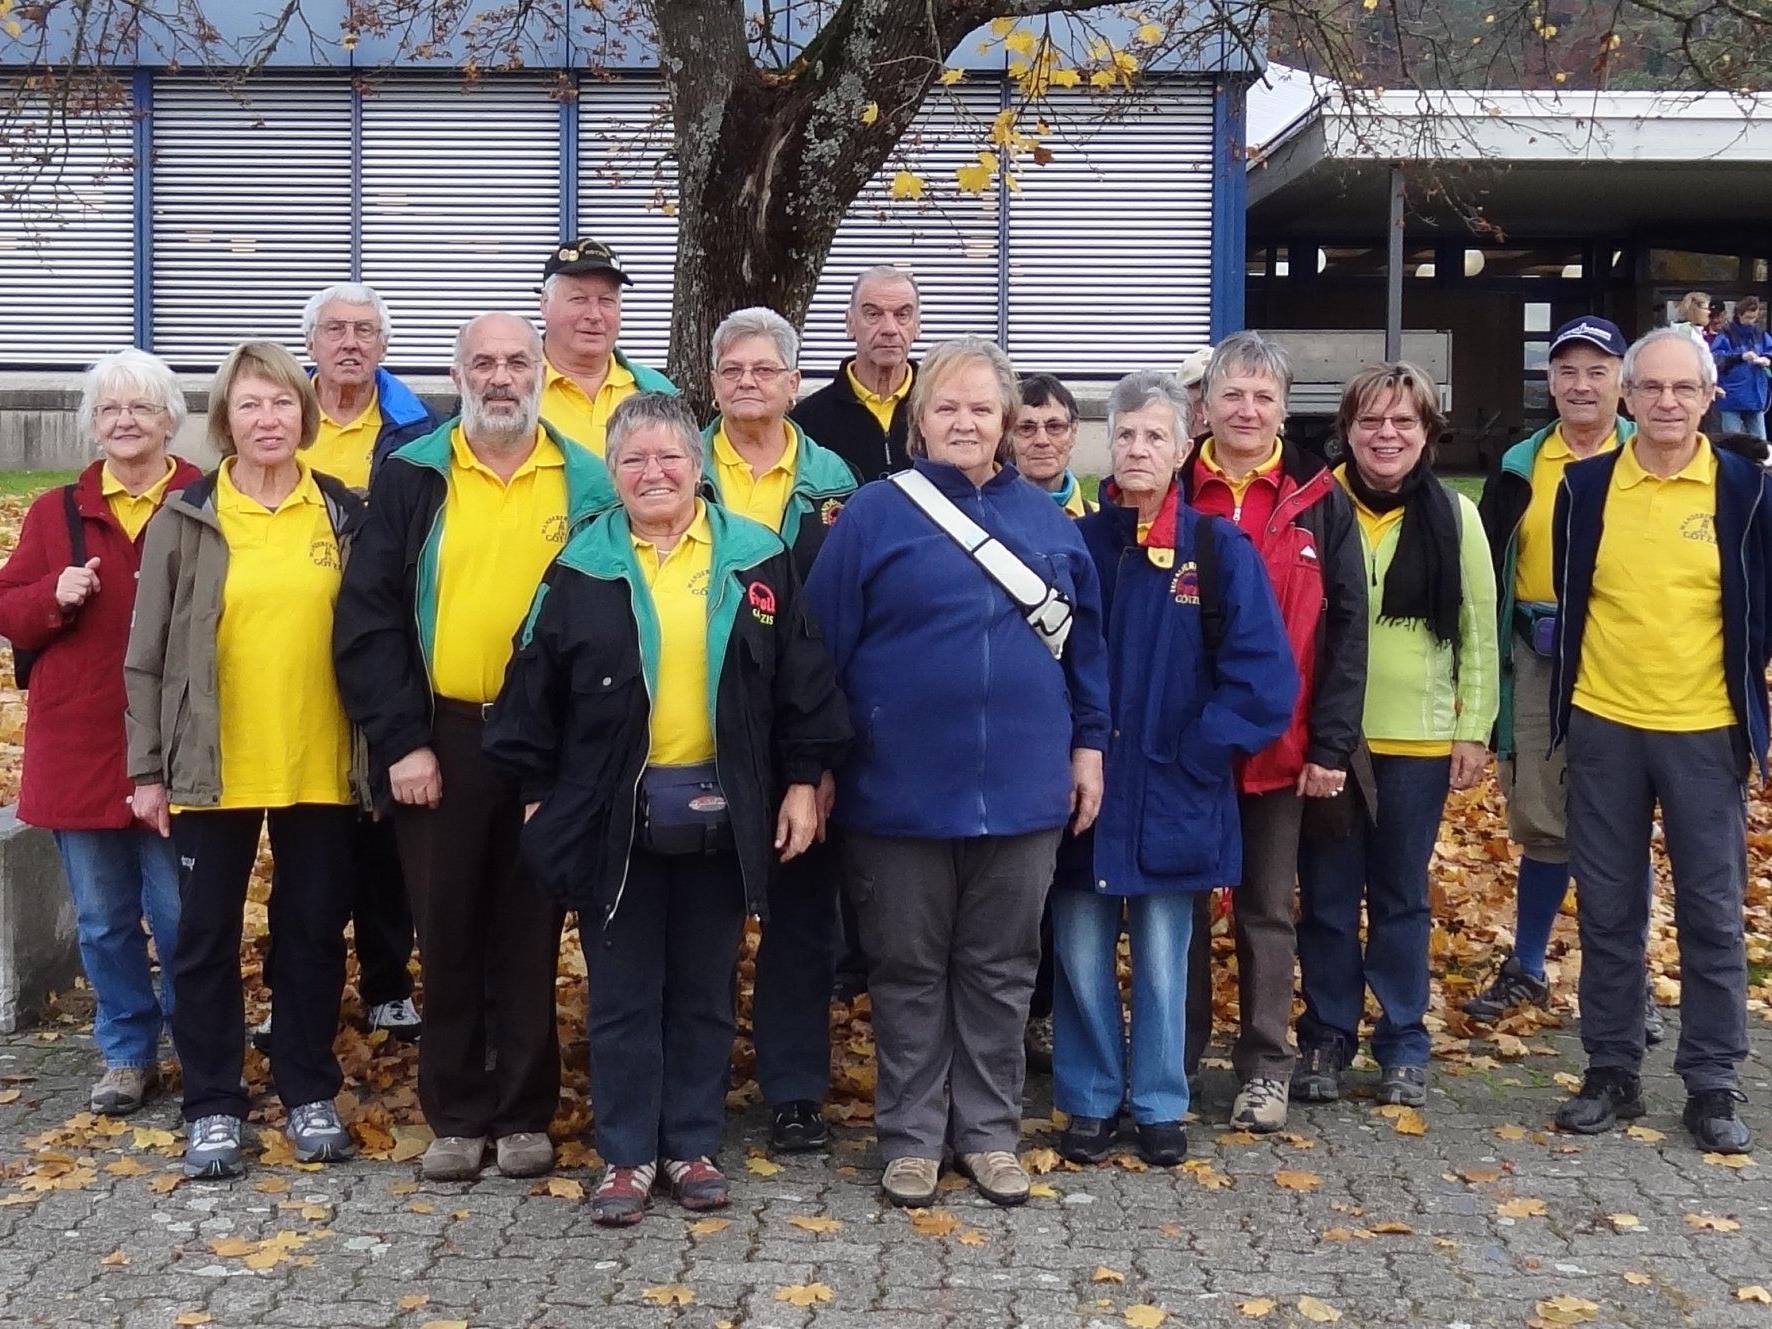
[1230, 1076, 1289, 1133]
[368, 997, 422, 1040]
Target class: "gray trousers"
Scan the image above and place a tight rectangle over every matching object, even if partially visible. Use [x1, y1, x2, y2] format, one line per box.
[844, 827, 1061, 1160]
[1567, 708, 1749, 1092]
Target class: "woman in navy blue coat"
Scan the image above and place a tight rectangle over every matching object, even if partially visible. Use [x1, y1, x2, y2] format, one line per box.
[1054, 372, 1298, 1166]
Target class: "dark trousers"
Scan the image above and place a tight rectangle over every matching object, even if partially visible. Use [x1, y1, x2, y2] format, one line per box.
[171, 804, 354, 1121]
[1297, 755, 1449, 1068]
[394, 706, 563, 1139]
[845, 827, 1060, 1160]
[753, 836, 838, 1105]
[262, 815, 414, 1008]
[1568, 709, 1749, 1092]
[585, 846, 747, 1166]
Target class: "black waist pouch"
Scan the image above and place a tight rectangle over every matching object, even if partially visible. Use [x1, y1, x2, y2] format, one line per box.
[640, 760, 734, 856]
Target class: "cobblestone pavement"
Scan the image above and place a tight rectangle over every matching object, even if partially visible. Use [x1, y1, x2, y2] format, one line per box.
[0, 1015, 1768, 1329]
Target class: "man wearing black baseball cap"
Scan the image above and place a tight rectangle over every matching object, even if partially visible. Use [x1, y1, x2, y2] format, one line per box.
[1469, 315, 1662, 1034]
[537, 237, 677, 456]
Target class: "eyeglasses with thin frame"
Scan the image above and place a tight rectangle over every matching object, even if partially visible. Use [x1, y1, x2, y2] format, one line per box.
[1014, 418, 1076, 439]
[1626, 380, 1705, 404]
[616, 449, 695, 474]
[95, 401, 168, 423]
[315, 320, 382, 343]
[715, 364, 789, 385]
[1354, 413, 1423, 433]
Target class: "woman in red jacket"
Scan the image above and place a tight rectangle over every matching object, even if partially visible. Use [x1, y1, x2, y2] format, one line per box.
[0, 349, 200, 1116]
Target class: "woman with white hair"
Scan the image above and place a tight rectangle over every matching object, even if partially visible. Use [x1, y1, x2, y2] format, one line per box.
[0, 349, 200, 1116]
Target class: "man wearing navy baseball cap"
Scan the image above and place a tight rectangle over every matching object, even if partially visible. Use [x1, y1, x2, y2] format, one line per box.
[1469, 315, 1661, 1033]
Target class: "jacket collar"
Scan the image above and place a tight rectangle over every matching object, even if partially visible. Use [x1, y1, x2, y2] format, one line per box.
[1502, 416, 1636, 480]
[910, 455, 1021, 498]
[390, 417, 617, 527]
[73, 455, 201, 519]
[699, 418, 857, 505]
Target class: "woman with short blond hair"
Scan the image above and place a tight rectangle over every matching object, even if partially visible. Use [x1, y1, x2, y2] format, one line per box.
[127, 340, 369, 1180]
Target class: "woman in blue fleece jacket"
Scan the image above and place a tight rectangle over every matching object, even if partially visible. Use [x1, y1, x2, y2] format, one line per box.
[804, 336, 1110, 1212]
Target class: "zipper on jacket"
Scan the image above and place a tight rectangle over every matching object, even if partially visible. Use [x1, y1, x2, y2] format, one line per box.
[604, 585, 654, 935]
[413, 475, 447, 734]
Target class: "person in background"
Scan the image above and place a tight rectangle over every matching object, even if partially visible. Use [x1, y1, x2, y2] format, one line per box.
[701, 307, 858, 1153]
[1292, 363, 1498, 1112]
[791, 266, 920, 481]
[537, 238, 677, 455]
[1551, 328, 1770, 1155]
[486, 392, 849, 1225]
[1176, 346, 1215, 442]
[805, 336, 1110, 1209]
[1671, 291, 1712, 350]
[335, 313, 616, 1183]
[0, 349, 199, 1116]
[1710, 295, 1772, 440]
[126, 341, 366, 1178]
[1055, 370, 1296, 1167]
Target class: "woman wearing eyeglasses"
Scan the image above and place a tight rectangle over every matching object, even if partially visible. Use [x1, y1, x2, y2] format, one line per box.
[1012, 375, 1094, 517]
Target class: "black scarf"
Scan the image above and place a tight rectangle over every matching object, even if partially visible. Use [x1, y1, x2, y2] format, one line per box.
[1345, 456, 1462, 646]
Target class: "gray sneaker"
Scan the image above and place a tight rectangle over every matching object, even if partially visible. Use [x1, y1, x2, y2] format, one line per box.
[1230, 1076, 1289, 1133]
[1377, 1064, 1428, 1108]
[287, 1100, 356, 1163]
[91, 1065, 157, 1116]
[184, 1114, 245, 1179]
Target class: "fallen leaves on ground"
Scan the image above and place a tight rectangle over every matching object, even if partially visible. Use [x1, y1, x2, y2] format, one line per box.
[1530, 1294, 1599, 1325]
[533, 1177, 582, 1200]
[775, 1283, 834, 1307]
[173, 1316, 212, 1327]
[640, 1285, 695, 1307]
[1092, 1266, 1126, 1283]
[787, 1215, 841, 1234]
[99, 1250, 127, 1267]
[687, 1217, 732, 1237]
[1237, 1298, 1276, 1318]
[1124, 1306, 1168, 1328]
[1625, 1125, 1667, 1143]
[1027, 1182, 1060, 1199]
[1684, 1213, 1742, 1231]
[1739, 1286, 1772, 1303]
[1020, 1146, 1062, 1174]
[1273, 1169, 1323, 1192]
[1606, 1213, 1643, 1230]
[1622, 1271, 1653, 1286]
[744, 1156, 783, 1177]
[1497, 1196, 1549, 1218]
[398, 1295, 429, 1311]
[908, 1208, 960, 1237]
[1296, 1296, 1343, 1322]
[1703, 1152, 1756, 1169]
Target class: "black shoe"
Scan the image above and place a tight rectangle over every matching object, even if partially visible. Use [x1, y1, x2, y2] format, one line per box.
[1377, 1064, 1427, 1108]
[1554, 1067, 1645, 1135]
[769, 1100, 830, 1152]
[1058, 1114, 1119, 1165]
[1134, 1121, 1187, 1166]
[1683, 1088, 1751, 1154]
[1643, 992, 1666, 1046]
[1461, 953, 1550, 1023]
[1291, 1042, 1346, 1103]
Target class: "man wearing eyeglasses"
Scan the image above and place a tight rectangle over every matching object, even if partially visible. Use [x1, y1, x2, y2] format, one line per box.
[1550, 327, 1772, 1155]
[701, 306, 858, 1153]
[792, 266, 920, 482]
[302, 283, 438, 493]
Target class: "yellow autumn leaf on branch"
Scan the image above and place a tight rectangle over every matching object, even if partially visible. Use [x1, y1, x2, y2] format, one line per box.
[989, 16, 1015, 35]
[939, 68, 965, 86]
[1089, 70, 1118, 90]
[1050, 68, 1081, 88]
[859, 102, 878, 125]
[1005, 30, 1037, 57]
[1135, 22, 1164, 43]
[889, 171, 925, 201]
[954, 153, 998, 195]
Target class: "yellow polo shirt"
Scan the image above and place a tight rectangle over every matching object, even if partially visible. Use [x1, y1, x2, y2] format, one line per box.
[1514, 424, 1619, 604]
[845, 362, 912, 433]
[541, 356, 636, 457]
[712, 422, 798, 531]
[307, 391, 380, 492]
[1199, 438, 1283, 506]
[633, 502, 716, 766]
[102, 459, 176, 541]
[206, 459, 352, 809]
[1060, 485, 1087, 519]
[430, 427, 569, 704]
[1574, 438, 1733, 731]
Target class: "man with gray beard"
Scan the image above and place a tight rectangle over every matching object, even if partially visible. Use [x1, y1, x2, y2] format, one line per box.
[335, 313, 618, 1182]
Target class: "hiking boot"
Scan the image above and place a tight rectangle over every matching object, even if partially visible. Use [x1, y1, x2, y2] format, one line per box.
[249, 1013, 272, 1054]
[90, 1065, 157, 1116]
[1230, 1076, 1289, 1133]
[1643, 991, 1666, 1047]
[881, 1156, 940, 1208]
[1554, 1067, 1645, 1135]
[957, 1150, 1029, 1206]
[421, 1136, 488, 1182]
[1058, 1114, 1119, 1165]
[287, 1100, 356, 1163]
[663, 1157, 731, 1210]
[1683, 1088, 1751, 1154]
[184, 1114, 245, 1179]
[1462, 953, 1550, 1023]
[770, 1100, 830, 1152]
[1377, 1065, 1428, 1108]
[1024, 1015, 1054, 1073]
[368, 997, 423, 1041]
[495, 1132, 554, 1178]
[592, 1163, 655, 1226]
[1134, 1121, 1188, 1166]
[1291, 1042, 1346, 1103]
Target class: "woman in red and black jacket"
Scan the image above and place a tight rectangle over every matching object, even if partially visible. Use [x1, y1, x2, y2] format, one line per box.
[1178, 331, 1369, 1134]
[0, 349, 200, 1117]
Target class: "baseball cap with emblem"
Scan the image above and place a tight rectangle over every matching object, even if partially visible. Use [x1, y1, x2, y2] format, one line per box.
[1548, 315, 1626, 359]
[540, 237, 633, 289]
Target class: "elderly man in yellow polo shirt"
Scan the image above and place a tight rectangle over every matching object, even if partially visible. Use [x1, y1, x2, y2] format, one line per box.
[335, 312, 619, 1184]
[791, 265, 920, 482]
[536, 237, 676, 455]
[1549, 327, 1772, 1156]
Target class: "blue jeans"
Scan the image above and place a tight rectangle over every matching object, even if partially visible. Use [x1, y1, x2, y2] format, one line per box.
[1719, 408, 1767, 440]
[1296, 754, 1449, 1068]
[52, 828, 181, 1070]
[1052, 888, 1194, 1124]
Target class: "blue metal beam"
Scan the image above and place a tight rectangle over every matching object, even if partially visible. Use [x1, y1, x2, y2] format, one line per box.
[131, 70, 153, 350]
[1209, 76, 1250, 341]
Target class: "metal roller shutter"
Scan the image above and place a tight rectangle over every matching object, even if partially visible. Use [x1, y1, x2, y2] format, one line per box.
[362, 77, 562, 366]
[800, 85, 1004, 372]
[151, 77, 352, 366]
[576, 78, 678, 367]
[1006, 82, 1216, 375]
[0, 99, 134, 365]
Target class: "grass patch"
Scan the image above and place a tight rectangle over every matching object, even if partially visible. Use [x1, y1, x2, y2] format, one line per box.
[0, 470, 79, 499]
[1443, 473, 1485, 501]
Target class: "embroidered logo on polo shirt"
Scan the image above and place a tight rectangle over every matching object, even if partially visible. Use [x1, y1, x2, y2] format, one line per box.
[542, 514, 568, 544]
[1681, 512, 1718, 545]
[688, 569, 710, 598]
[1170, 562, 1200, 605]
[309, 538, 340, 570]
